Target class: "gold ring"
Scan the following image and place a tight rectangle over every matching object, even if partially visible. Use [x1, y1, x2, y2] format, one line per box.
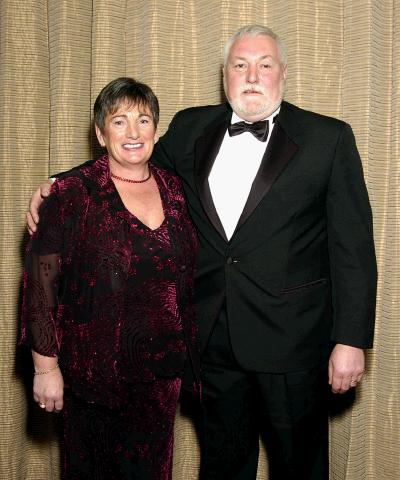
[39, 402, 46, 408]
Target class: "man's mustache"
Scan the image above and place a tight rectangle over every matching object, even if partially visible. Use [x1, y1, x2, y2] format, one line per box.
[240, 84, 266, 94]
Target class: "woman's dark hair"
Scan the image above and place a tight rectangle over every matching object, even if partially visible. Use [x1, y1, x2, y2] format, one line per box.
[94, 77, 159, 130]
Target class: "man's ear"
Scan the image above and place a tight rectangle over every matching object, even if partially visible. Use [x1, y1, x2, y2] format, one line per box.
[283, 64, 288, 80]
[222, 65, 228, 97]
[95, 124, 106, 147]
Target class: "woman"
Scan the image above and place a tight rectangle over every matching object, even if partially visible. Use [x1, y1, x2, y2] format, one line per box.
[21, 77, 199, 479]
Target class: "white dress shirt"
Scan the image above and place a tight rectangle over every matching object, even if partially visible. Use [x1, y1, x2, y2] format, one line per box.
[208, 107, 280, 240]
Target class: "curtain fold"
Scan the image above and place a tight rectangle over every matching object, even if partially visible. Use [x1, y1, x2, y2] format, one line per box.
[1, 1, 398, 478]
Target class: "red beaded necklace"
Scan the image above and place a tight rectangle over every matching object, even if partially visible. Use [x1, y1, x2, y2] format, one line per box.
[110, 170, 151, 184]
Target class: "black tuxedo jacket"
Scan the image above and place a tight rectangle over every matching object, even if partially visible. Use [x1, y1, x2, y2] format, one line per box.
[152, 101, 377, 372]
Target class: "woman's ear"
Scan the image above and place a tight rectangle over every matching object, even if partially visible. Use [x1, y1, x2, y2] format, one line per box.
[95, 124, 106, 147]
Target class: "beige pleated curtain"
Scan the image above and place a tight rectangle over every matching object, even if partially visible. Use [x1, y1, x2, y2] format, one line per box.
[0, 0, 399, 478]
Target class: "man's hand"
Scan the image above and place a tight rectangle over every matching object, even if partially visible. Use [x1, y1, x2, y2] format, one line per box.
[328, 344, 365, 394]
[26, 180, 53, 234]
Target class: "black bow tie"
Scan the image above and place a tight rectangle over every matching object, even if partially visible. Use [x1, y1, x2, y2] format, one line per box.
[228, 120, 269, 142]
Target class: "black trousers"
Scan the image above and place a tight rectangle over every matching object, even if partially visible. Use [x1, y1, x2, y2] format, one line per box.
[199, 309, 329, 480]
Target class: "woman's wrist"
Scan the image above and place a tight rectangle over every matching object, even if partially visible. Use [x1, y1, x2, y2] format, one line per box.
[34, 363, 59, 375]
[32, 350, 59, 372]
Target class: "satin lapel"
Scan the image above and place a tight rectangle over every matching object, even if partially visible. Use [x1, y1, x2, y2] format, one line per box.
[195, 115, 230, 242]
[235, 121, 299, 232]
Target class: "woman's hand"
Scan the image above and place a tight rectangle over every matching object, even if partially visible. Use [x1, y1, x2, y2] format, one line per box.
[33, 368, 64, 412]
[32, 351, 64, 412]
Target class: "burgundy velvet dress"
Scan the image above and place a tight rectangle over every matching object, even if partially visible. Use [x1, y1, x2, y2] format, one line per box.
[21, 155, 199, 479]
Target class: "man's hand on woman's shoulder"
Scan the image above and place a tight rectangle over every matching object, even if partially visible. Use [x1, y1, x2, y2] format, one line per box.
[26, 180, 53, 234]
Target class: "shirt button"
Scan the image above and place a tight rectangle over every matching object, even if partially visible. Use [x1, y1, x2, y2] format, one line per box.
[180, 265, 187, 272]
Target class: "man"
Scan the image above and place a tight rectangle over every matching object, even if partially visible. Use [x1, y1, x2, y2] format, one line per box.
[28, 25, 377, 479]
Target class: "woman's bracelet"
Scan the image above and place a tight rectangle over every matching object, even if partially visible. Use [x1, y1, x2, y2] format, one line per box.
[34, 363, 59, 375]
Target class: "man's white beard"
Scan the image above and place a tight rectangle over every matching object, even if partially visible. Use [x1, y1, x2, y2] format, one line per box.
[229, 98, 271, 119]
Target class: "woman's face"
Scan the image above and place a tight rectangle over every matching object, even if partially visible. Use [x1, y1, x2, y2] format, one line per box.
[95, 102, 159, 171]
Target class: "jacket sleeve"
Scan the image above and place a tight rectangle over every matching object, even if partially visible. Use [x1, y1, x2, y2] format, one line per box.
[151, 112, 183, 173]
[20, 183, 63, 356]
[327, 123, 377, 348]
[51, 159, 94, 179]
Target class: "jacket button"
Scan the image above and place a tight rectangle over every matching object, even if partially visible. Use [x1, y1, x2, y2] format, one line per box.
[180, 265, 187, 272]
[226, 257, 233, 265]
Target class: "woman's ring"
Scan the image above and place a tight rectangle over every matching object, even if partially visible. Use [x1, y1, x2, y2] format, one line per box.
[39, 402, 46, 408]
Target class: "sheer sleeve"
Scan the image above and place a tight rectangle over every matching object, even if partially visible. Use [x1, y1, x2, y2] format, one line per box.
[21, 185, 63, 357]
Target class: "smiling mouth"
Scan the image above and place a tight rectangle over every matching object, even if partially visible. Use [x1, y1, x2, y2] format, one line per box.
[123, 143, 143, 149]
